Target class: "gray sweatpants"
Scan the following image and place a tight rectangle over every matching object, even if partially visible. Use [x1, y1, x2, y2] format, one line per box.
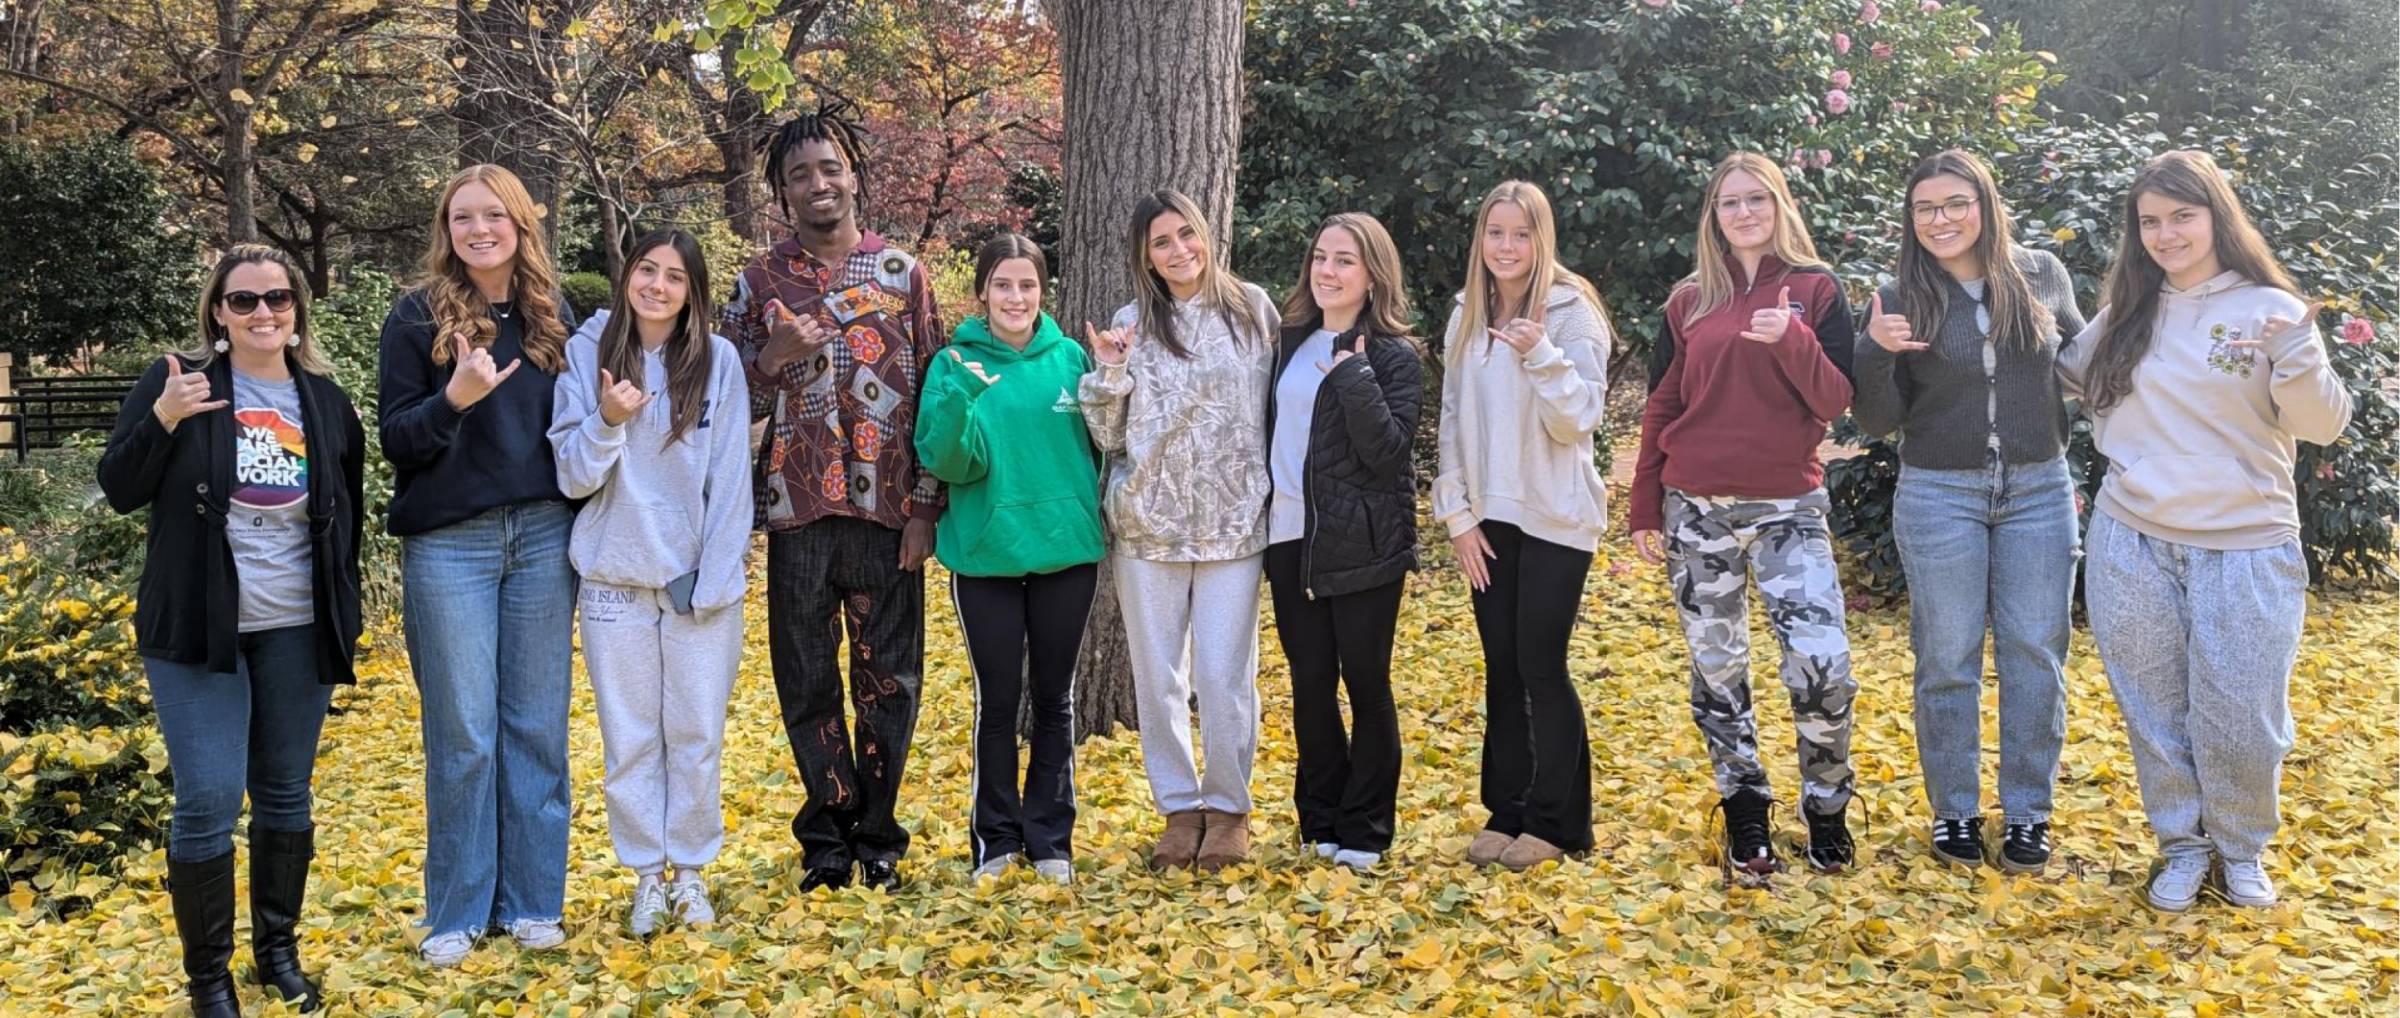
[2085, 513, 2304, 864]
[1115, 552, 1263, 816]
[578, 580, 745, 875]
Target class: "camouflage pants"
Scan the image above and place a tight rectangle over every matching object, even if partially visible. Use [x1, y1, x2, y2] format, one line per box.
[1664, 489, 1857, 814]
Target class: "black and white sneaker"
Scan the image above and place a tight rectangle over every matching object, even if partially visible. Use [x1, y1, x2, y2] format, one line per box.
[1717, 788, 1780, 886]
[1998, 821, 2050, 874]
[1803, 801, 1853, 873]
[1931, 817, 1985, 868]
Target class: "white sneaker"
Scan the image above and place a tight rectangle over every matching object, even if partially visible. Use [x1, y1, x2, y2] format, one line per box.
[507, 917, 567, 950]
[972, 853, 1020, 883]
[629, 875, 670, 937]
[2216, 859, 2278, 907]
[669, 873, 716, 926]
[1332, 849, 1380, 873]
[1032, 859, 1073, 885]
[1312, 842, 1339, 860]
[419, 930, 477, 968]
[2147, 856, 2210, 913]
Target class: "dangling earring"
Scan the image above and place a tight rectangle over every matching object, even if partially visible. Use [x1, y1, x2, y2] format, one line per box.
[213, 329, 229, 354]
[286, 333, 302, 348]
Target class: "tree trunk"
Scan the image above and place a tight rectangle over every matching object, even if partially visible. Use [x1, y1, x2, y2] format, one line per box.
[716, 29, 774, 244]
[216, 0, 257, 244]
[1053, 0, 1247, 741]
[452, 0, 560, 246]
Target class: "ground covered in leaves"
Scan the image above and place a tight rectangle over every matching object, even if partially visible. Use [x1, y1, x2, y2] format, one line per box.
[4, 534, 2396, 1016]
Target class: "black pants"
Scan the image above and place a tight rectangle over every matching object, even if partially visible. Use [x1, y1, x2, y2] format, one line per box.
[1469, 520, 1594, 851]
[950, 563, 1098, 866]
[767, 515, 925, 869]
[1264, 541, 1405, 853]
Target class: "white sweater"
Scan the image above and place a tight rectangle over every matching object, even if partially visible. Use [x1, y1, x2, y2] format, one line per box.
[1431, 283, 1613, 552]
[2058, 271, 2353, 550]
[549, 311, 756, 609]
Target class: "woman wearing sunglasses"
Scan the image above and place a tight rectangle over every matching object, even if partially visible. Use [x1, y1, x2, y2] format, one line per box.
[100, 245, 368, 1016]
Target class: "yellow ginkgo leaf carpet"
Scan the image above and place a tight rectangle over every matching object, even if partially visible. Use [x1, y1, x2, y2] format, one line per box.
[4, 541, 2395, 1016]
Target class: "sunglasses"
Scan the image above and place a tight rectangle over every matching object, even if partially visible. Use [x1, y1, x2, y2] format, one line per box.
[220, 289, 298, 315]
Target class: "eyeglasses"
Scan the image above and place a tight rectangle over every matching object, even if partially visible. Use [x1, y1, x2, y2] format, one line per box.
[1910, 197, 1980, 224]
[220, 289, 298, 315]
[1715, 193, 1774, 216]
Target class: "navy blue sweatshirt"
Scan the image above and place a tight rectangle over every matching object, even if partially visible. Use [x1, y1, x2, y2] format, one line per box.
[376, 287, 576, 535]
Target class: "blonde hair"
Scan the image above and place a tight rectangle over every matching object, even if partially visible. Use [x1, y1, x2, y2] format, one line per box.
[416, 164, 567, 373]
[1457, 180, 1603, 357]
[1279, 212, 1417, 343]
[1679, 152, 1828, 329]
[1123, 188, 1267, 358]
[180, 244, 331, 375]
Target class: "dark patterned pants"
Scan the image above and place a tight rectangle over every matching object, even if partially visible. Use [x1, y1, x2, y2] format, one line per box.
[767, 515, 925, 869]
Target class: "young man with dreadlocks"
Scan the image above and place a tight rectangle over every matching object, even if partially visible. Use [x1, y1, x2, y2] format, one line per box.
[723, 106, 945, 893]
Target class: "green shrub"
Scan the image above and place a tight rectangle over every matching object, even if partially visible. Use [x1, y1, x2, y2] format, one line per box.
[561, 271, 613, 322]
[314, 270, 405, 616]
[0, 725, 172, 916]
[0, 137, 196, 368]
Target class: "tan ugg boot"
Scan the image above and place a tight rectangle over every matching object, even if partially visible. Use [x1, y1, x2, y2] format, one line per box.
[1464, 829, 1514, 867]
[1195, 811, 1252, 872]
[1149, 811, 1207, 872]
[1497, 833, 1564, 872]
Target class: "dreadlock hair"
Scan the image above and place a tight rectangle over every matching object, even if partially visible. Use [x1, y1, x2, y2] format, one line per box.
[762, 99, 872, 223]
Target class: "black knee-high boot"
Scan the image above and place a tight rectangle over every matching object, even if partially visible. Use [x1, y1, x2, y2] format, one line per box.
[166, 851, 242, 1018]
[248, 824, 322, 1011]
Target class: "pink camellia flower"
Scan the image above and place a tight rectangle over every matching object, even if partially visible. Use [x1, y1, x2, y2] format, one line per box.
[1890, 100, 1911, 114]
[1872, 41, 1895, 60]
[1807, 113, 1820, 126]
[1861, 1, 1881, 23]
[1831, 69, 1853, 88]
[2341, 315, 2376, 345]
[1791, 146, 1810, 167]
[1835, 32, 1853, 54]
[2316, 461, 2338, 481]
[1538, 100, 1558, 116]
[1816, 148, 1834, 167]
[1921, 0, 1942, 10]
[1825, 88, 1852, 114]
[1642, 0, 1670, 7]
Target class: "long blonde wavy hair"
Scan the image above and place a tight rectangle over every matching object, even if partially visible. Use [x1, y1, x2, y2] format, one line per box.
[1678, 152, 1828, 329]
[417, 164, 567, 372]
[1456, 180, 1604, 357]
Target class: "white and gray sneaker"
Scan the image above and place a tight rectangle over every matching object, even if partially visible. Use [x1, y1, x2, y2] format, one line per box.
[2215, 859, 2278, 908]
[972, 853, 1021, 883]
[508, 917, 567, 950]
[629, 874, 670, 937]
[2146, 856, 2211, 912]
[419, 929, 477, 968]
[1032, 859, 1074, 885]
[1332, 849, 1380, 873]
[1312, 842, 1339, 860]
[669, 873, 716, 926]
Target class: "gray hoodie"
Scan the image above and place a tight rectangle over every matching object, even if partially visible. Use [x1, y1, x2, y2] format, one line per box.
[550, 310, 756, 609]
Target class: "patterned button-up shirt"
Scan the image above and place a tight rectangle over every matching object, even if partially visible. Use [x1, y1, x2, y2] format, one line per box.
[723, 230, 946, 532]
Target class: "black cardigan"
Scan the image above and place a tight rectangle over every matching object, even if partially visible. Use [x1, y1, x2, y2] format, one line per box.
[1263, 318, 1425, 599]
[97, 353, 367, 684]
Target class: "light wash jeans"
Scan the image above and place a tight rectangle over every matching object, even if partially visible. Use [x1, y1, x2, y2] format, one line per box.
[1893, 455, 2078, 824]
[143, 625, 333, 861]
[401, 501, 576, 938]
[2085, 512, 2304, 864]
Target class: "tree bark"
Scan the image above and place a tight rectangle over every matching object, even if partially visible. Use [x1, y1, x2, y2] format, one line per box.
[216, 0, 257, 243]
[452, 0, 562, 245]
[1053, 0, 1247, 741]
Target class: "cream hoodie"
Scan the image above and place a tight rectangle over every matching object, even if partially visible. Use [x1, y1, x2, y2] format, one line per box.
[1431, 283, 1613, 553]
[2058, 271, 2353, 550]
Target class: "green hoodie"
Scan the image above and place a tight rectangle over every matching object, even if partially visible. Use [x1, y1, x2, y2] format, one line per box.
[915, 312, 1105, 577]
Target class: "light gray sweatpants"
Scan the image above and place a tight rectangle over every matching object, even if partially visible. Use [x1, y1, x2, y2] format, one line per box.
[1114, 553, 1263, 816]
[578, 580, 744, 875]
[2085, 513, 2305, 864]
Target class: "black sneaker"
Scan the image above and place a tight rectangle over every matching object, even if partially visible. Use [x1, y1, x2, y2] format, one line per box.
[1998, 821, 2050, 874]
[798, 865, 852, 892]
[1717, 788, 1779, 885]
[859, 859, 902, 891]
[1931, 817, 1985, 868]
[1803, 801, 1853, 873]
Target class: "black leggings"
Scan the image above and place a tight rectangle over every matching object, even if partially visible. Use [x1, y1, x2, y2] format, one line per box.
[1469, 520, 1594, 851]
[950, 563, 1098, 865]
[1265, 541, 1405, 852]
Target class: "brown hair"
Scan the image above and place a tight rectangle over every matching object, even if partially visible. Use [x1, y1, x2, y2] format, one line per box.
[1279, 212, 1417, 344]
[1679, 152, 1828, 330]
[2084, 149, 2299, 414]
[972, 232, 1049, 296]
[1891, 149, 2050, 351]
[416, 164, 567, 373]
[181, 244, 331, 375]
[595, 230, 715, 447]
[1123, 188, 1267, 359]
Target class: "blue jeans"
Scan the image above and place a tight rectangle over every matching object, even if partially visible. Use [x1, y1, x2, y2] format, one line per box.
[1893, 455, 2077, 824]
[144, 625, 334, 862]
[402, 501, 576, 937]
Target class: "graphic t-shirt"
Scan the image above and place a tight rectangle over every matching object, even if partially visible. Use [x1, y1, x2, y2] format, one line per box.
[229, 369, 314, 632]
